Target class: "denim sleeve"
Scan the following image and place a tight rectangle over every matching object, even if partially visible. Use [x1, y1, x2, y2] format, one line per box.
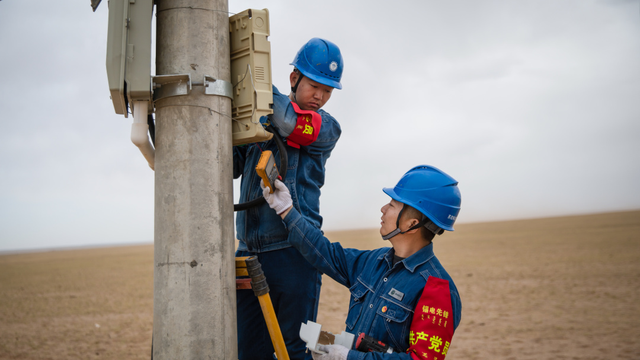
[233, 145, 248, 179]
[451, 288, 462, 331]
[268, 85, 342, 156]
[269, 86, 297, 138]
[303, 111, 341, 156]
[283, 208, 370, 289]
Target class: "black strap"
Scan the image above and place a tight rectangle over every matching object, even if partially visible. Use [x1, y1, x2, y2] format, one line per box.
[381, 204, 407, 240]
[425, 220, 445, 235]
[381, 204, 443, 240]
[291, 70, 304, 94]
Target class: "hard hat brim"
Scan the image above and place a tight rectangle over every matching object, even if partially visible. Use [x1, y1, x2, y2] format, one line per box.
[290, 64, 342, 89]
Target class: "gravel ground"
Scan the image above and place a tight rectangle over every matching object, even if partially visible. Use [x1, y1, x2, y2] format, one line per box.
[1, 210, 638, 359]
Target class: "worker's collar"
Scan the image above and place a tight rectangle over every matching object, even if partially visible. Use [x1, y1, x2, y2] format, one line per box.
[380, 243, 435, 273]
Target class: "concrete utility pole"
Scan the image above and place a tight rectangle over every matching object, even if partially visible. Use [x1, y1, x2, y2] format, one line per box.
[153, 0, 236, 358]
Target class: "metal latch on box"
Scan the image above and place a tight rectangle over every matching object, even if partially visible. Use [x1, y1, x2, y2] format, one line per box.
[152, 74, 233, 102]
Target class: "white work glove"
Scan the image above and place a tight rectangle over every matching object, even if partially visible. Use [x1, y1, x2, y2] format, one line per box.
[261, 179, 293, 215]
[311, 344, 350, 360]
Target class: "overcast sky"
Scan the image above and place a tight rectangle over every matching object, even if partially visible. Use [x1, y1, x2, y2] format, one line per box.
[0, 0, 638, 252]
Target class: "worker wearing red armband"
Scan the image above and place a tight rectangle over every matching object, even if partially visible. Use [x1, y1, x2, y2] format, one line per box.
[262, 165, 462, 360]
[233, 38, 344, 360]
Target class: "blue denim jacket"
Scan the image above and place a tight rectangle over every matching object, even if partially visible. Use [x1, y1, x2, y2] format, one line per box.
[233, 86, 341, 252]
[283, 208, 462, 360]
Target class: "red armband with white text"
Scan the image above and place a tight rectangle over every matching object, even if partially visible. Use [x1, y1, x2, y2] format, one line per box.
[407, 277, 455, 360]
[286, 102, 322, 149]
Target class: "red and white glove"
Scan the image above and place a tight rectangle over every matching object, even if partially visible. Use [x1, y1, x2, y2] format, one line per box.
[311, 344, 350, 360]
[261, 179, 293, 215]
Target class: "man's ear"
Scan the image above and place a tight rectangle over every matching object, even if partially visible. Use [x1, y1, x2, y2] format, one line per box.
[290, 71, 299, 87]
[402, 218, 421, 234]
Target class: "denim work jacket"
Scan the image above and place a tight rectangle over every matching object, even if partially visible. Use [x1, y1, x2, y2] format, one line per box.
[283, 208, 462, 360]
[233, 86, 341, 253]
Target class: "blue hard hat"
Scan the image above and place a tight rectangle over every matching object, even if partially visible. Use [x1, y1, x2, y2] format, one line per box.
[290, 38, 343, 89]
[383, 165, 462, 231]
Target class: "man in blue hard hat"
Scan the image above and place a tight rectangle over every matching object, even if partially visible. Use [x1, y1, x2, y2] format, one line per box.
[261, 165, 463, 360]
[234, 38, 344, 360]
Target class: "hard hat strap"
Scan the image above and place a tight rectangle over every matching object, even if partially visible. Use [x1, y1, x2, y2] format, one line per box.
[424, 220, 445, 235]
[409, 214, 444, 235]
[291, 69, 305, 96]
[381, 205, 443, 240]
[381, 228, 402, 241]
[381, 204, 406, 240]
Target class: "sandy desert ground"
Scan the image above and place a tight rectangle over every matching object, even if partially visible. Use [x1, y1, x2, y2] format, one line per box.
[1, 210, 639, 359]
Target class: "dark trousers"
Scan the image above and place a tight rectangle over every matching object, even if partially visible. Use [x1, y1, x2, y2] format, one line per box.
[236, 247, 322, 360]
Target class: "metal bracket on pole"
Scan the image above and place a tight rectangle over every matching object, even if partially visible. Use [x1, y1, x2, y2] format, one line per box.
[204, 75, 233, 100]
[152, 74, 192, 102]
